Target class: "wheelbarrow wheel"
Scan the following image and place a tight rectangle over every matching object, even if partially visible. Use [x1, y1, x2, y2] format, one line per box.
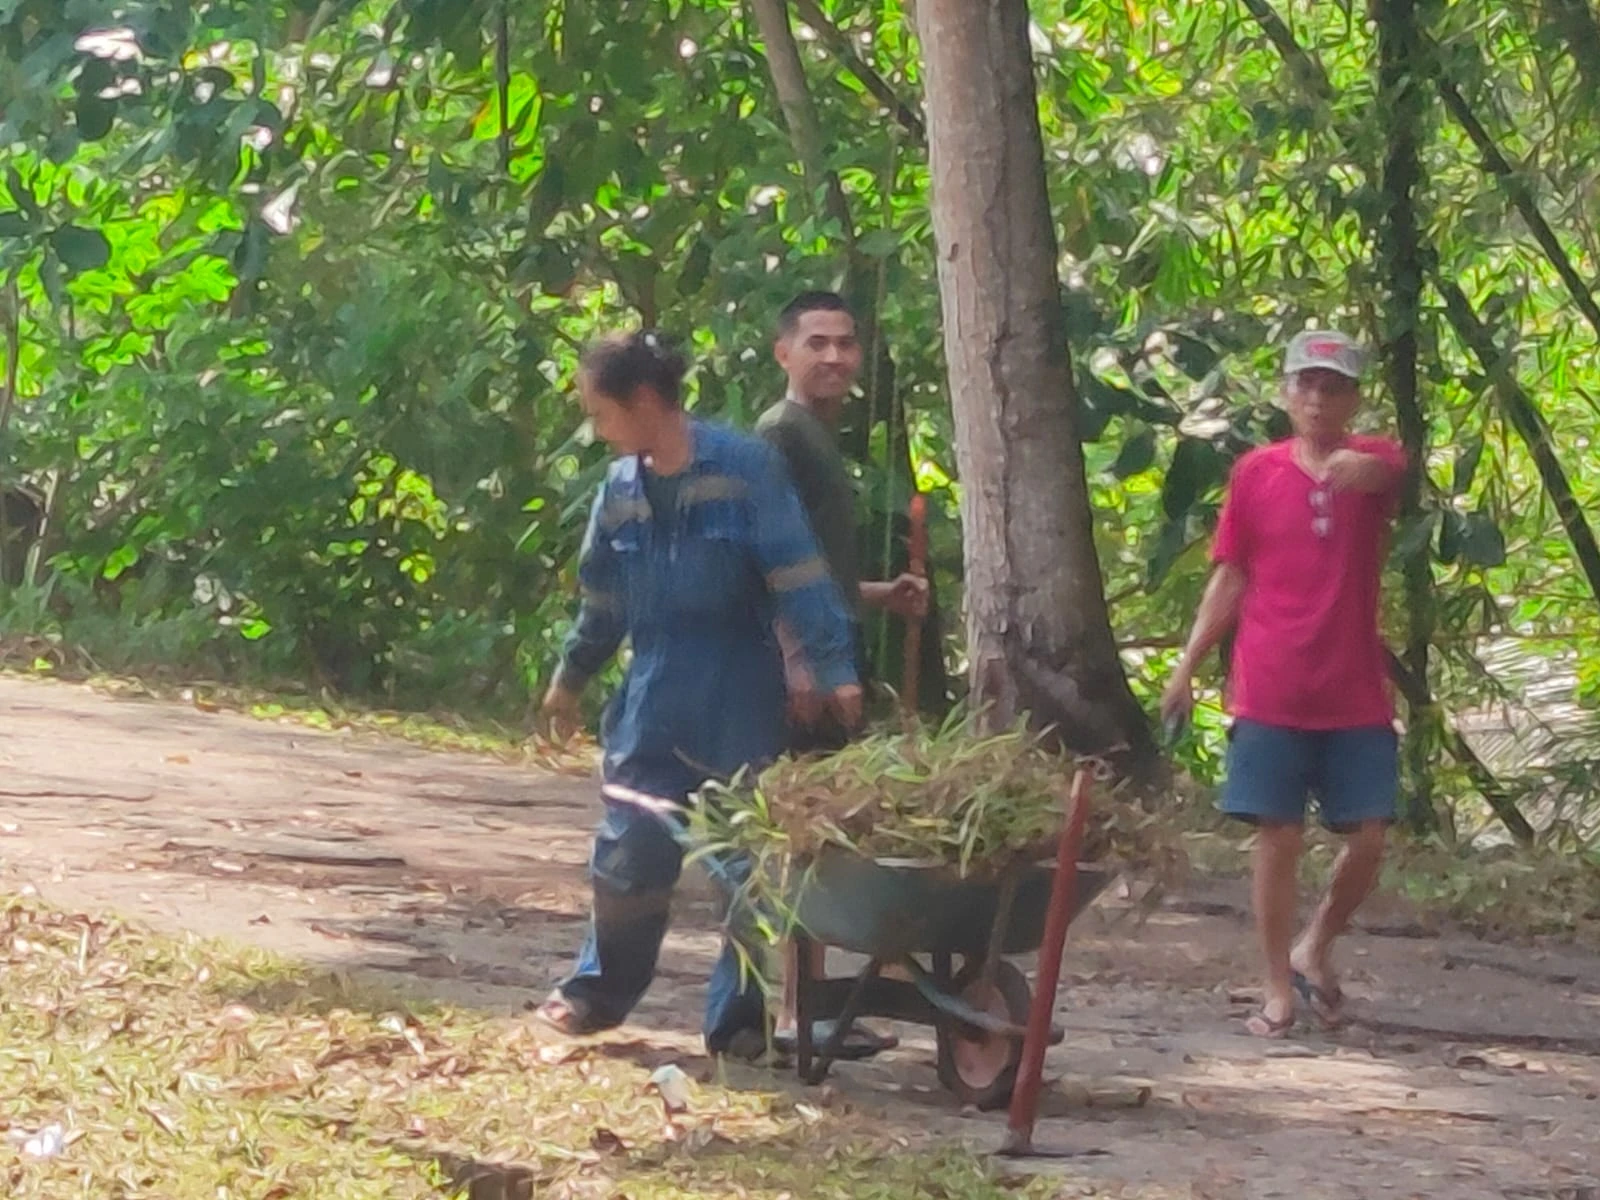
[934, 959, 1031, 1111]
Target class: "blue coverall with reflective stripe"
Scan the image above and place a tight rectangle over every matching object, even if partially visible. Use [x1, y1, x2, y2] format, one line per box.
[551, 419, 856, 1050]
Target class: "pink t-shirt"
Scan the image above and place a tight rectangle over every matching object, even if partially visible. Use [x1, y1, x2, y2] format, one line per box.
[1212, 435, 1406, 731]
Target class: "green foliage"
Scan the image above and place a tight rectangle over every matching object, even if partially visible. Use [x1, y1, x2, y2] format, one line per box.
[0, 0, 915, 709]
[1, 0, 1598, 835]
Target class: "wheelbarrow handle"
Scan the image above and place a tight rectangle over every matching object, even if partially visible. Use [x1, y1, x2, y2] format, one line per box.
[1003, 768, 1092, 1153]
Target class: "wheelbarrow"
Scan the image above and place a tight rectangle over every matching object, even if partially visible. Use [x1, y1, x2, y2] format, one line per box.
[783, 847, 1110, 1110]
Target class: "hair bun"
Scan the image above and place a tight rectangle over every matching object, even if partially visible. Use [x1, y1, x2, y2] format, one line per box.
[634, 329, 689, 386]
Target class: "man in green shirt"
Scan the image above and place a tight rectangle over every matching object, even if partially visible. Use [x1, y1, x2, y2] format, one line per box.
[756, 291, 928, 751]
[756, 291, 929, 1061]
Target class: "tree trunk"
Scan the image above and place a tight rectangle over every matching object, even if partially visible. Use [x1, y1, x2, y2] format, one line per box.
[913, 0, 1154, 772]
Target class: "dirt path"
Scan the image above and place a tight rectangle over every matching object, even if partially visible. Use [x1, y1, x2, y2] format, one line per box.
[2, 674, 1597, 1199]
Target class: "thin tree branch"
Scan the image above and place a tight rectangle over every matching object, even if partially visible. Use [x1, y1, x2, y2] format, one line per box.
[0, 280, 18, 444]
[1438, 279, 1600, 607]
[748, 0, 855, 242]
[1538, 0, 1600, 104]
[0, 281, 16, 585]
[1237, 0, 1337, 101]
[1430, 59, 1600, 340]
[1386, 649, 1536, 844]
[495, 0, 511, 174]
[24, 468, 58, 589]
[790, 0, 926, 145]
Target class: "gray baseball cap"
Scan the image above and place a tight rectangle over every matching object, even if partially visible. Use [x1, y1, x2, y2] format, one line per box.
[1284, 329, 1367, 379]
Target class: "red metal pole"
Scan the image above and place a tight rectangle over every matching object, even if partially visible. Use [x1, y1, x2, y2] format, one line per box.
[1001, 768, 1092, 1154]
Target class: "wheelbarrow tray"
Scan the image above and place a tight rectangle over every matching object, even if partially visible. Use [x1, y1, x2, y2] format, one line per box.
[785, 848, 1112, 959]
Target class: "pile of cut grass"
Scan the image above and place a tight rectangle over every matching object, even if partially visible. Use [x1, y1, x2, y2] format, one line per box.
[697, 715, 1182, 880]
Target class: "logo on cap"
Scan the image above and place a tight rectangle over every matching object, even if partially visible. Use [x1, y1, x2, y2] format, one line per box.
[1285, 329, 1365, 379]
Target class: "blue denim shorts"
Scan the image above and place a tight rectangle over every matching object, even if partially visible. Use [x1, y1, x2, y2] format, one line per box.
[1221, 719, 1399, 831]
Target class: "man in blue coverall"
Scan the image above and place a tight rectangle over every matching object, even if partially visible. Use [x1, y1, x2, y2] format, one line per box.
[535, 330, 859, 1059]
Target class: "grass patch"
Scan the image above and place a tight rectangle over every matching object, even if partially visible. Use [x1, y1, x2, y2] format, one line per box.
[0, 897, 1167, 1200]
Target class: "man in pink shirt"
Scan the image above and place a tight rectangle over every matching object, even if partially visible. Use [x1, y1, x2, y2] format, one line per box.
[1162, 330, 1406, 1038]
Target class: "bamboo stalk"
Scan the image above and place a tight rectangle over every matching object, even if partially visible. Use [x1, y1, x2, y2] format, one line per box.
[1430, 64, 1600, 341]
[1376, 0, 1442, 833]
[0, 280, 18, 442]
[1438, 279, 1600, 610]
[1386, 650, 1535, 843]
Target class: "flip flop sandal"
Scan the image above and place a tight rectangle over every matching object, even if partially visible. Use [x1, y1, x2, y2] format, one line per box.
[1245, 1008, 1296, 1039]
[532, 990, 607, 1038]
[1291, 970, 1346, 1027]
[774, 1021, 900, 1062]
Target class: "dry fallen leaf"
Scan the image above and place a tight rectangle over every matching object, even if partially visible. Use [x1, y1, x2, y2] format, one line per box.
[537, 1043, 585, 1066]
[142, 1105, 179, 1136]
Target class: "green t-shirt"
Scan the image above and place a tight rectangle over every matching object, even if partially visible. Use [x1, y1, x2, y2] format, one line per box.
[755, 399, 861, 617]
